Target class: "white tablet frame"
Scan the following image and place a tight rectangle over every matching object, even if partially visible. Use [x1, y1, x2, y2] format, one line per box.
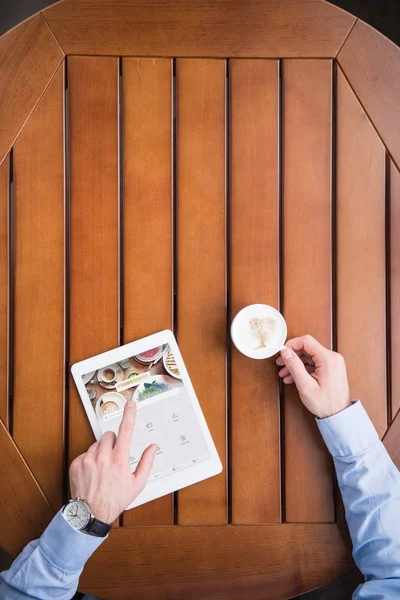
[71, 329, 222, 508]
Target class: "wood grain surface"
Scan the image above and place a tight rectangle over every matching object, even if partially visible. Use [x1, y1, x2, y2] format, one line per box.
[122, 58, 173, 526]
[0, 156, 9, 428]
[338, 20, 400, 170]
[176, 59, 227, 524]
[336, 68, 387, 436]
[80, 523, 352, 600]
[282, 60, 334, 522]
[0, 3, 396, 590]
[13, 65, 65, 511]
[0, 13, 64, 165]
[391, 162, 400, 419]
[42, 0, 355, 58]
[230, 59, 280, 523]
[68, 57, 119, 464]
[0, 418, 54, 556]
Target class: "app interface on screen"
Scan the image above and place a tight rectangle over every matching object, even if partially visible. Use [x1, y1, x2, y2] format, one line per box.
[82, 344, 210, 480]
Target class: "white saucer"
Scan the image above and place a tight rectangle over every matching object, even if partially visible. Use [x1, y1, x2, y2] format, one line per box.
[97, 364, 123, 389]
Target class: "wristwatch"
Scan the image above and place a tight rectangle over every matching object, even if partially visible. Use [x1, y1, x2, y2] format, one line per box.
[62, 498, 112, 537]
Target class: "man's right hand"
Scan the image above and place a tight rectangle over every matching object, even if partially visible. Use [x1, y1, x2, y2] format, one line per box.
[69, 400, 156, 523]
[276, 334, 351, 419]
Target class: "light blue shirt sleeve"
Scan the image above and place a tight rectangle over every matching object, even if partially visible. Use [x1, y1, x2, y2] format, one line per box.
[0, 510, 105, 599]
[318, 401, 400, 599]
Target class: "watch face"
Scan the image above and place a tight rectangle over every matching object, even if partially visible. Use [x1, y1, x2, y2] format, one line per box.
[64, 500, 91, 531]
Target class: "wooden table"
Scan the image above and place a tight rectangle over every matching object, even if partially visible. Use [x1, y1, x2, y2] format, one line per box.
[1, 1, 400, 598]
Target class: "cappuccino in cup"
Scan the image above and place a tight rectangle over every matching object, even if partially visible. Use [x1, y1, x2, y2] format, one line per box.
[101, 367, 116, 383]
[101, 400, 118, 415]
[231, 304, 287, 359]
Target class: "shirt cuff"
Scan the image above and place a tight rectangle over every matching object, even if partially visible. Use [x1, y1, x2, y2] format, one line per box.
[39, 510, 106, 573]
[316, 401, 379, 458]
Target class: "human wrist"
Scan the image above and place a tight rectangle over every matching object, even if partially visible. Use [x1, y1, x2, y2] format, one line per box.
[64, 497, 115, 531]
[87, 500, 115, 524]
[316, 398, 352, 420]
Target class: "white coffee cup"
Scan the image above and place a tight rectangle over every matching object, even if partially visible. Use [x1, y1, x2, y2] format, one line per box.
[231, 304, 287, 359]
[100, 366, 117, 383]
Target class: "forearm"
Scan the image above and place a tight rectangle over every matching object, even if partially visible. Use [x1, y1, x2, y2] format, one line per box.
[318, 402, 400, 581]
[335, 440, 400, 578]
[0, 511, 105, 600]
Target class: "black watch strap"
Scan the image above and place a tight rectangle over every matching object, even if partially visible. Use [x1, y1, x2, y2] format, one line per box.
[83, 518, 112, 537]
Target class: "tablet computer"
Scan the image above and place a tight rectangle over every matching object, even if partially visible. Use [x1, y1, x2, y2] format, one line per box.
[71, 329, 222, 509]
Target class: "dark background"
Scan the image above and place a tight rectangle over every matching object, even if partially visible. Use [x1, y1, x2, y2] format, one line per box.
[0, 1, 398, 599]
[0, 0, 400, 45]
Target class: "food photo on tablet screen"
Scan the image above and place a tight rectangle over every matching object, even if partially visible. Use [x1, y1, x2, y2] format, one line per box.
[82, 344, 183, 431]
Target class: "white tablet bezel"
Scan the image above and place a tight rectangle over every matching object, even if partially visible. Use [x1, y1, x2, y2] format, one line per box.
[71, 329, 222, 508]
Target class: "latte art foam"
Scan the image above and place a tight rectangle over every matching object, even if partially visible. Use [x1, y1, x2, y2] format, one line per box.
[231, 304, 287, 360]
[249, 317, 278, 349]
[239, 315, 283, 353]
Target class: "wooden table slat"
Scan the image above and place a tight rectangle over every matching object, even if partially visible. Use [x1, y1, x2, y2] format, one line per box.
[122, 58, 173, 526]
[282, 59, 334, 523]
[0, 13, 64, 165]
[68, 57, 120, 465]
[42, 0, 356, 59]
[338, 20, 400, 170]
[230, 59, 281, 523]
[336, 68, 387, 436]
[0, 156, 10, 428]
[176, 59, 227, 525]
[13, 65, 65, 511]
[80, 522, 353, 600]
[391, 162, 400, 420]
[0, 418, 54, 557]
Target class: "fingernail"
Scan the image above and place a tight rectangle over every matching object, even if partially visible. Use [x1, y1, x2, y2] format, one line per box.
[281, 349, 293, 360]
[152, 445, 158, 455]
[127, 399, 135, 408]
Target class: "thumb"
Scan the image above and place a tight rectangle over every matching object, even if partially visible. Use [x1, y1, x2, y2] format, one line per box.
[280, 347, 312, 391]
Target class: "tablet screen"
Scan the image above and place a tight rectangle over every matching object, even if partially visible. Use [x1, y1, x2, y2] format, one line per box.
[81, 344, 210, 481]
